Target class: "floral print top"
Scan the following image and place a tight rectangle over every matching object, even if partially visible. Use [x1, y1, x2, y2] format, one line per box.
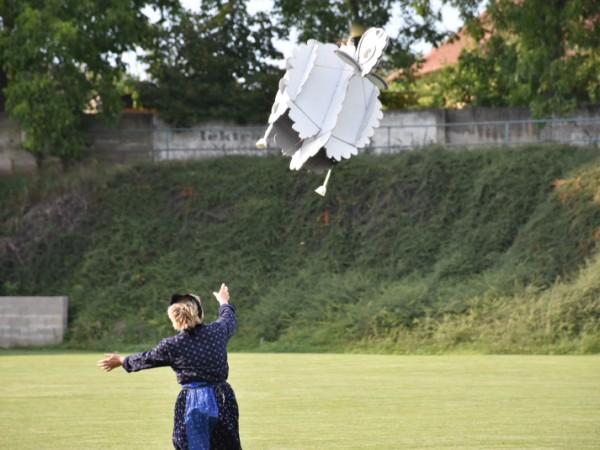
[123, 304, 237, 384]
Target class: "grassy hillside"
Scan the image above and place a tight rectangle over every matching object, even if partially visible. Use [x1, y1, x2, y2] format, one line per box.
[1, 144, 599, 353]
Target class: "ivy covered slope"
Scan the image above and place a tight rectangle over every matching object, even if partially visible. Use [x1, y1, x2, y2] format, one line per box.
[1, 144, 599, 353]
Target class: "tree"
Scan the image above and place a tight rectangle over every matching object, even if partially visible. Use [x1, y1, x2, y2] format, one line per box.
[272, 0, 484, 110]
[0, 0, 20, 113]
[481, 0, 600, 116]
[142, 0, 462, 125]
[400, 0, 600, 116]
[273, 0, 482, 72]
[137, 0, 285, 126]
[0, 0, 179, 160]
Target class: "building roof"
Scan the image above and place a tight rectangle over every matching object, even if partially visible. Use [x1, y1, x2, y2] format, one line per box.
[386, 28, 469, 83]
[417, 28, 469, 76]
[387, 13, 490, 83]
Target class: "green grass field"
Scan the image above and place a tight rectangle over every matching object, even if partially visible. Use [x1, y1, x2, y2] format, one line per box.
[0, 352, 598, 449]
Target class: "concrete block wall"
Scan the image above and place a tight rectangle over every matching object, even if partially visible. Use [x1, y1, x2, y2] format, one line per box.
[0, 296, 68, 348]
[2, 106, 599, 172]
[152, 117, 267, 161]
[0, 112, 36, 174]
[444, 107, 533, 146]
[375, 109, 444, 151]
[85, 111, 155, 163]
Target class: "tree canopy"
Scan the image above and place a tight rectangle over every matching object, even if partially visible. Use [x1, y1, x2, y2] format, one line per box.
[394, 0, 600, 116]
[137, 0, 285, 126]
[0, 0, 178, 159]
[1, 0, 598, 159]
[274, 0, 482, 71]
[139, 0, 482, 125]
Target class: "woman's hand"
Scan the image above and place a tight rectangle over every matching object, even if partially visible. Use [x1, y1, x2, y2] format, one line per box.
[97, 353, 124, 372]
[213, 283, 230, 305]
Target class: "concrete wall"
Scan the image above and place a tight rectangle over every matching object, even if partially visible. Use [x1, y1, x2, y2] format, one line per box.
[444, 107, 533, 146]
[2, 106, 599, 171]
[0, 296, 68, 348]
[152, 118, 267, 161]
[0, 112, 36, 174]
[85, 111, 155, 163]
[374, 109, 445, 152]
[536, 105, 600, 145]
[371, 106, 600, 151]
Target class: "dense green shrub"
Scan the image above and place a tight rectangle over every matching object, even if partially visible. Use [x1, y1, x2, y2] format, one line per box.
[1, 144, 599, 353]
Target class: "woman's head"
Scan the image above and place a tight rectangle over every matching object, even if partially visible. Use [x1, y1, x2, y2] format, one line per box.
[168, 293, 203, 331]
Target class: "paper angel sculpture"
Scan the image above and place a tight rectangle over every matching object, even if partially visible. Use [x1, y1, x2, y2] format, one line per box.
[256, 27, 389, 195]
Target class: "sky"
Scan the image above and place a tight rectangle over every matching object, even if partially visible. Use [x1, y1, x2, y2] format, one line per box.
[124, 0, 467, 79]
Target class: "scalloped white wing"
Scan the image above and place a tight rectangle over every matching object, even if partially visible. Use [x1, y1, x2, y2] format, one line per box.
[267, 40, 319, 125]
[287, 42, 352, 139]
[299, 55, 353, 145]
[267, 76, 291, 124]
[325, 76, 382, 161]
[355, 84, 383, 148]
[356, 27, 388, 76]
[286, 40, 319, 100]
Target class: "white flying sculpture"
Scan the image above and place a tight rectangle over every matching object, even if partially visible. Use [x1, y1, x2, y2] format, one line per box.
[256, 27, 389, 196]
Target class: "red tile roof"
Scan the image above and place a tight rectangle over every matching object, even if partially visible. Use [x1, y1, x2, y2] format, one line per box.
[388, 12, 491, 83]
[386, 28, 470, 83]
[417, 28, 469, 76]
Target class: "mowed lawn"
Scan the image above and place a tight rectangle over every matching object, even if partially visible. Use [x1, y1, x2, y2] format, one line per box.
[0, 352, 598, 449]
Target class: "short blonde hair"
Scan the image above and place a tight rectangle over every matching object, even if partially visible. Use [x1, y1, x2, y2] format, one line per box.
[168, 299, 202, 331]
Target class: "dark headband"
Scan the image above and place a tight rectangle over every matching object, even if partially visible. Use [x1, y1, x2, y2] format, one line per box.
[170, 293, 202, 318]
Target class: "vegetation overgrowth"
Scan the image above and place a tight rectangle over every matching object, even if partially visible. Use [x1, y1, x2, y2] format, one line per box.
[1, 144, 599, 353]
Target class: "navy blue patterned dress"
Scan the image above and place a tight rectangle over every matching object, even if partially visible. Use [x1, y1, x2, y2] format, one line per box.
[123, 304, 242, 449]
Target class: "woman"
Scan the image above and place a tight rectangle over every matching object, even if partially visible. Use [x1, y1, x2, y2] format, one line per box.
[97, 283, 242, 450]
